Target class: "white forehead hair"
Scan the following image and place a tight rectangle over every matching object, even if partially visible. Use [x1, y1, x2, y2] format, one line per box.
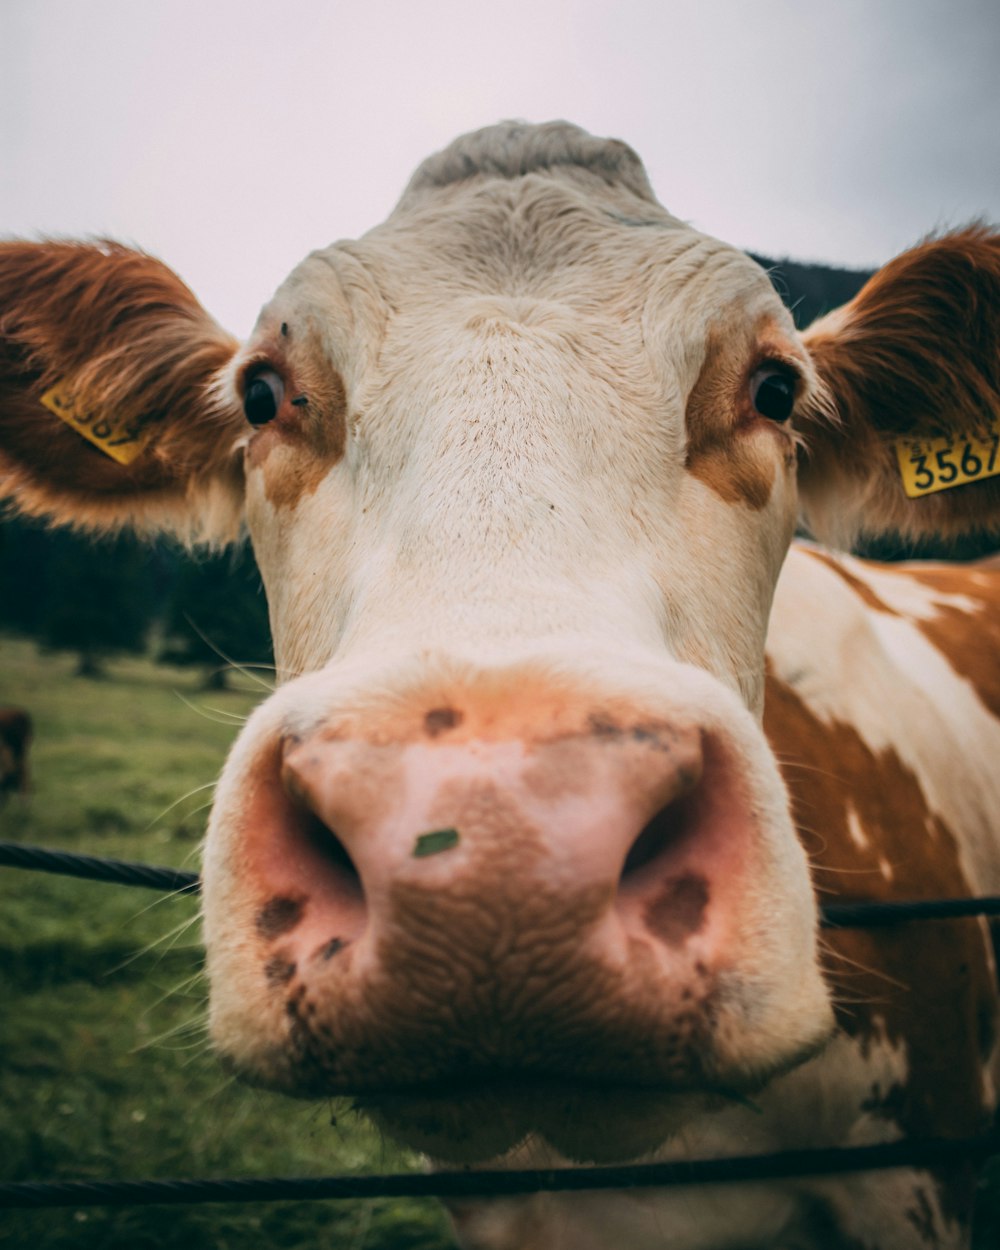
[397, 119, 661, 208]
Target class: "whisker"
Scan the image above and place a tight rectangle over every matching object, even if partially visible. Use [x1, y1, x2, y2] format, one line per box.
[180, 613, 276, 693]
[202, 704, 249, 723]
[174, 691, 251, 727]
[772, 756, 847, 784]
[144, 780, 219, 832]
[142, 969, 207, 1015]
[113, 911, 203, 973]
[819, 941, 911, 992]
[133, 1012, 210, 1054]
[810, 863, 889, 875]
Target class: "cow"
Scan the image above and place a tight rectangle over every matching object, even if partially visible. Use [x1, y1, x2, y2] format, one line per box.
[0, 706, 32, 796]
[1, 121, 998, 1249]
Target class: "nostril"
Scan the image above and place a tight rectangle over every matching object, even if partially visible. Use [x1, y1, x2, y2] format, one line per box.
[278, 746, 367, 908]
[620, 792, 696, 882]
[302, 800, 362, 880]
[247, 747, 370, 950]
[298, 805, 364, 901]
[618, 729, 705, 884]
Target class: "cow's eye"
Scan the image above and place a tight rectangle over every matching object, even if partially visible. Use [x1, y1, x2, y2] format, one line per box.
[750, 366, 796, 422]
[244, 370, 284, 426]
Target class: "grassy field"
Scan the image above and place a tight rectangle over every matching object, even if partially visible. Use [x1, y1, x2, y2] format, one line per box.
[2, 635, 998, 1249]
[0, 637, 453, 1250]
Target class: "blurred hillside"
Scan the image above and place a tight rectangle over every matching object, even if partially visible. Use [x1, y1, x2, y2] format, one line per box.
[751, 251, 872, 328]
[0, 520, 272, 684]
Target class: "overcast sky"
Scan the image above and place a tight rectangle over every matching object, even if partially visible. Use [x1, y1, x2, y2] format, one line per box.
[2, 0, 998, 335]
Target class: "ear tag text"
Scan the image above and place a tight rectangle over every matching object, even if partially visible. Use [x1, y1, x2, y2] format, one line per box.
[895, 420, 1000, 498]
[40, 384, 151, 465]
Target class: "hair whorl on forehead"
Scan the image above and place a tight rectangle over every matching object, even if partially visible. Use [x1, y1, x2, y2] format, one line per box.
[399, 120, 658, 206]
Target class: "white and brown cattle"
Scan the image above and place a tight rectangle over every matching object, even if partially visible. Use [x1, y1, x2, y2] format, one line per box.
[1, 122, 999, 1249]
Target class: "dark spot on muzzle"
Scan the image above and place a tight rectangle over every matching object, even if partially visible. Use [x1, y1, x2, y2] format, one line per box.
[424, 707, 464, 736]
[265, 954, 297, 985]
[588, 713, 621, 737]
[316, 937, 347, 961]
[256, 895, 306, 940]
[645, 874, 710, 947]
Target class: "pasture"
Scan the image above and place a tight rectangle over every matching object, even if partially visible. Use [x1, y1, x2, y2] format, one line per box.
[0, 637, 451, 1250]
[1, 632, 998, 1248]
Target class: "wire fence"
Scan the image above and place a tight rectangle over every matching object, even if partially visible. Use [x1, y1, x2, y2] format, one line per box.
[4, 1135, 1000, 1210]
[4, 839, 1000, 927]
[2, 838, 1000, 1210]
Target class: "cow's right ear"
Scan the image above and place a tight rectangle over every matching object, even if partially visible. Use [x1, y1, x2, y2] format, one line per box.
[0, 240, 245, 542]
[794, 226, 1000, 549]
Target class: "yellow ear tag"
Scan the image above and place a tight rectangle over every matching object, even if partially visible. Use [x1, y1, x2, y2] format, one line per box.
[895, 419, 1000, 498]
[40, 383, 151, 465]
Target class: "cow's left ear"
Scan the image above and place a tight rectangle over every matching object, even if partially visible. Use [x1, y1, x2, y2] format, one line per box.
[0, 239, 245, 543]
[794, 225, 1000, 548]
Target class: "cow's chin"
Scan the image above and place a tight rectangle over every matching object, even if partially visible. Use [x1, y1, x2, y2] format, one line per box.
[357, 1028, 831, 1164]
[358, 1082, 720, 1165]
[223, 1039, 829, 1165]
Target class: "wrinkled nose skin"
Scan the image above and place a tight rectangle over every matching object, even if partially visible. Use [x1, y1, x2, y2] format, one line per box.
[279, 721, 707, 976]
[204, 693, 831, 1162]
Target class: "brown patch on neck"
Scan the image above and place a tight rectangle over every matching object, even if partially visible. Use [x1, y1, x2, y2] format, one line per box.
[804, 549, 898, 614]
[898, 562, 1000, 721]
[684, 316, 796, 510]
[764, 665, 996, 1219]
[806, 555, 1000, 723]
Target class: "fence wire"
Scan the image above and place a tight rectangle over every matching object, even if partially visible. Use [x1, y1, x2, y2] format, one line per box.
[3, 1133, 1000, 1209]
[3, 840, 1000, 927]
[2, 838, 1000, 1210]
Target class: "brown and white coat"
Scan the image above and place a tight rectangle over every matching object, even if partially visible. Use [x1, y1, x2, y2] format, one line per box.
[1, 122, 999, 1248]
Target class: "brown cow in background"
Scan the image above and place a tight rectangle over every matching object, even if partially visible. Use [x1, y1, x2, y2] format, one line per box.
[0, 707, 32, 796]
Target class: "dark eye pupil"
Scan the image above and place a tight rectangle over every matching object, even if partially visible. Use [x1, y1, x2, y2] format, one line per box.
[244, 376, 279, 426]
[753, 372, 795, 422]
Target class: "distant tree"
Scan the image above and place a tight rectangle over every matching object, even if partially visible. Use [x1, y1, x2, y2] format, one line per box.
[0, 515, 51, 635]
[750, 252, 872, 329]
[38, 531, 155, 676]
[160, 544, 272, 689]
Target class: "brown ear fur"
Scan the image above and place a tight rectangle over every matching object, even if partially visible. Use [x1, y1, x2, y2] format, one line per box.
[796, 225, 1000, 548]
[0, 240, 244, 539]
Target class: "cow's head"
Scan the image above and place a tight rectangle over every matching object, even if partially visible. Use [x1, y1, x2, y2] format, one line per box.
[2, 122, 998, 1163]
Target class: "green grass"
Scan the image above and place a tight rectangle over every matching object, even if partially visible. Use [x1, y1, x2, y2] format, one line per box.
[2, 635, 997, 1248]
[0, 637, 453, 1250]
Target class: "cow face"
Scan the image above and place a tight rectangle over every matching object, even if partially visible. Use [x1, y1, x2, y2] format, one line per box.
[2, 122, 998, 1164]
[235, 189, 809, 711]
[202, 128, 832, 1159]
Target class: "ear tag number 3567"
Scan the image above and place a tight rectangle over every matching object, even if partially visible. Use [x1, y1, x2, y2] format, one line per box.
[40, 383, 151, 465]
[896, 421, 1000, 498]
